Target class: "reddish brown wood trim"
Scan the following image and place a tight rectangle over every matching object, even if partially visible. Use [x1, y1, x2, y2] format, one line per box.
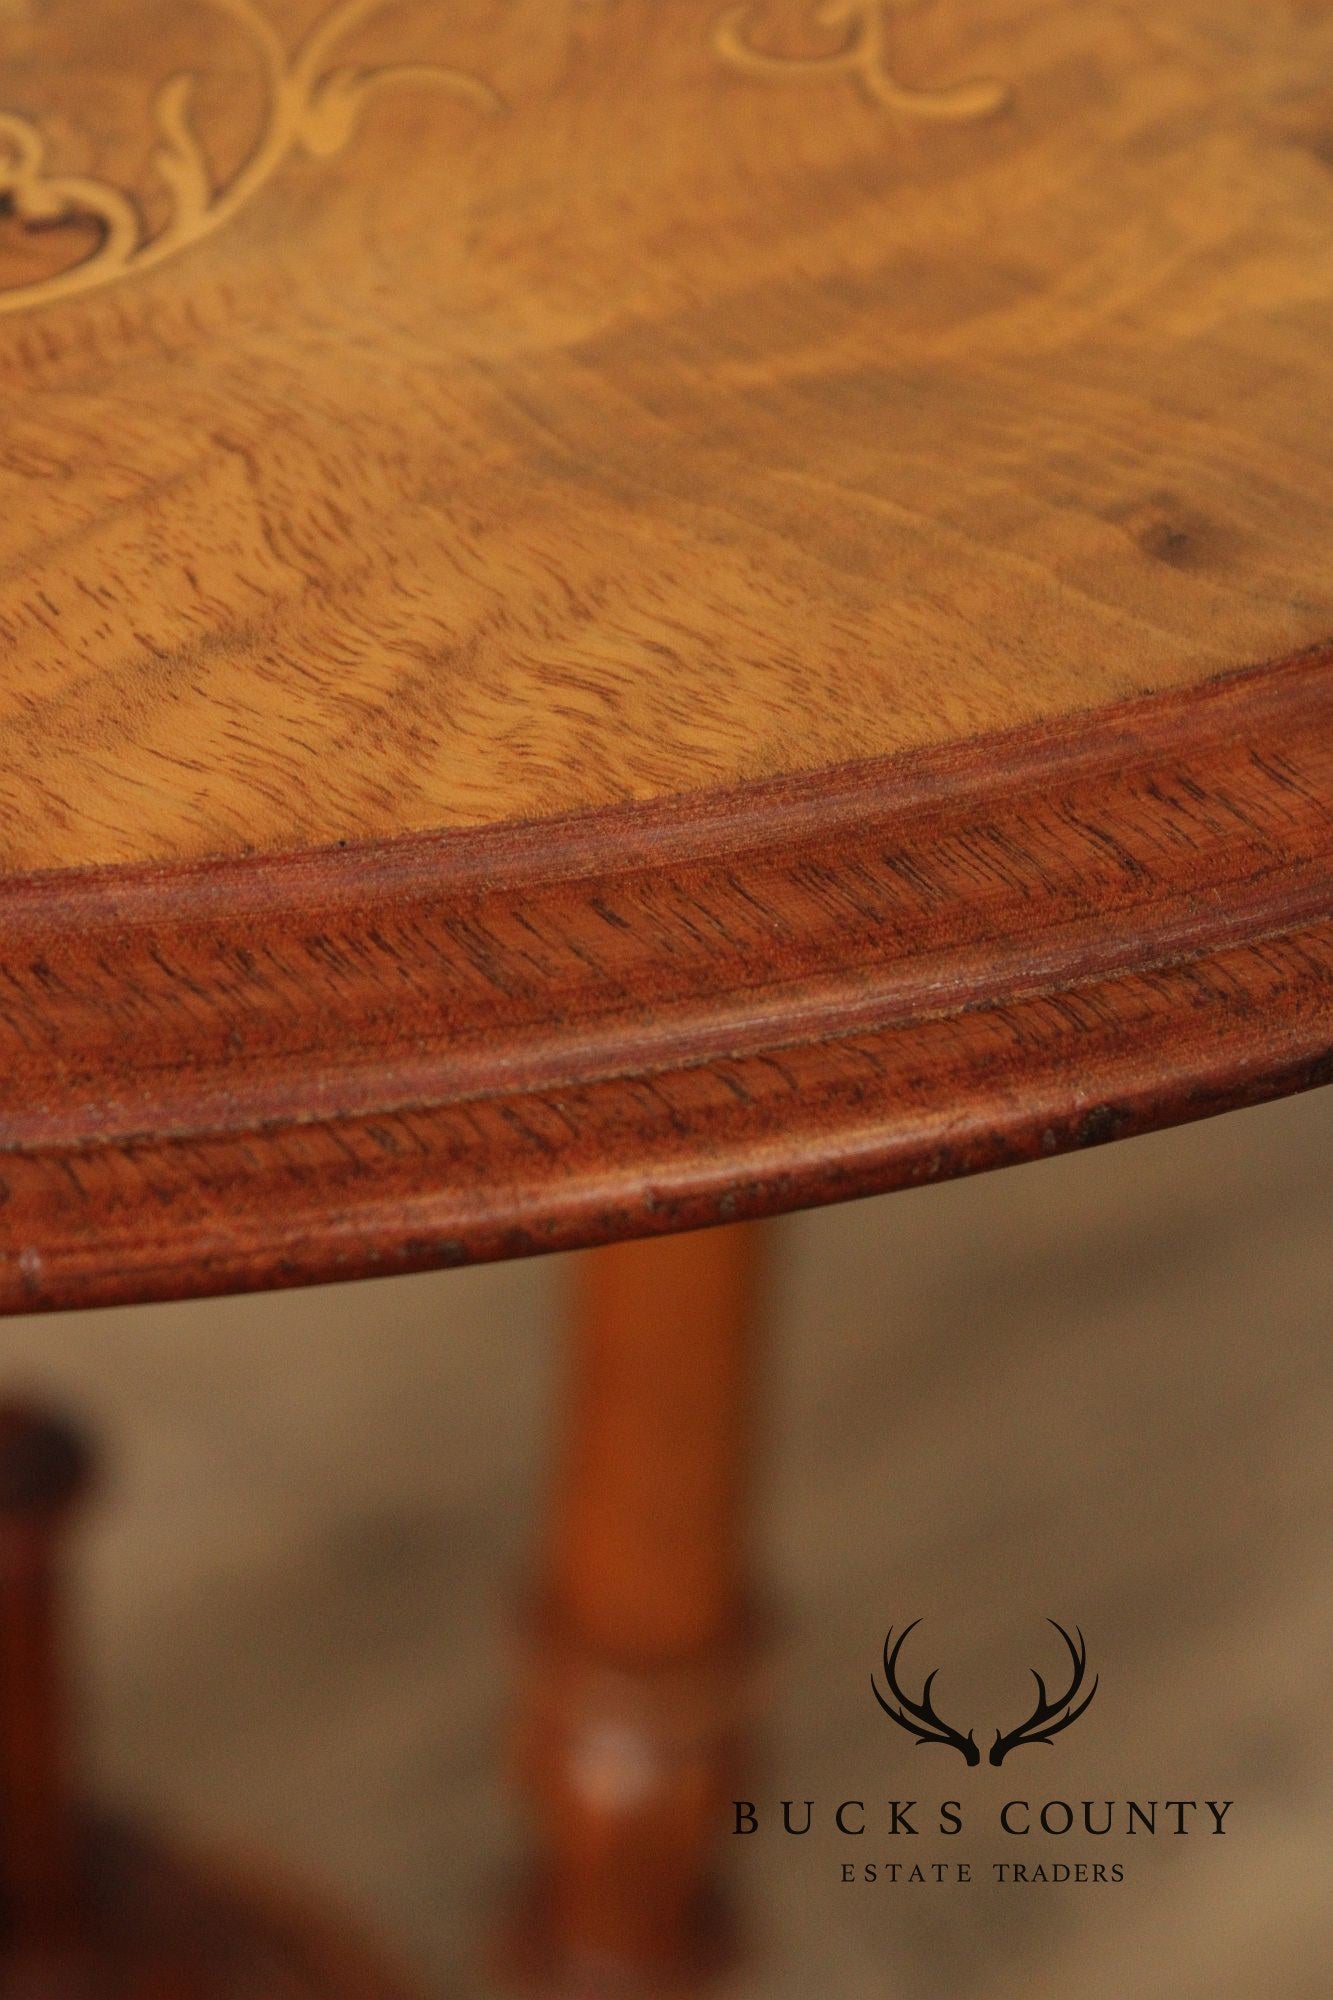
[0, 651, 1329, 1314]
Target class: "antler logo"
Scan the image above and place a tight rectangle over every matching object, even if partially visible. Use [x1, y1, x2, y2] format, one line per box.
[872, 1620, 1098, 1767]
[872, 1621, 980, 1765]
[989, 1620, 1098, 1766]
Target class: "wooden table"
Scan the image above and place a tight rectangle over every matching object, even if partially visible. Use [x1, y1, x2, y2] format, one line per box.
[1, 0, 1330, 1992]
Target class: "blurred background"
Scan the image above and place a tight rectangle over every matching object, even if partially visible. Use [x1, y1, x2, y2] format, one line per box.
[0, 1085, 1328, 1999]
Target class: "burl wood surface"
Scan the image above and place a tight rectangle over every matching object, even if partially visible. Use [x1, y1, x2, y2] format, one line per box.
[3, 0, 1333, 868]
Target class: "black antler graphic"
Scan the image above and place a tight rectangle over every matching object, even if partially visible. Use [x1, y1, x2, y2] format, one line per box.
[872, 1622, 980, 1765]
[989, 1621, 1099, 1766]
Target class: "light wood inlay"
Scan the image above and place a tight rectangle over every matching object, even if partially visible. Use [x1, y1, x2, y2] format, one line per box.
[713, 0, 1009, 120]
[0, 0, 499, 318]
[2, 0, 1332, 869]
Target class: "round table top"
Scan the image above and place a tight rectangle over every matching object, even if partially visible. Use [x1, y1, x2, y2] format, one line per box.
[1, 0, 1330, 1310]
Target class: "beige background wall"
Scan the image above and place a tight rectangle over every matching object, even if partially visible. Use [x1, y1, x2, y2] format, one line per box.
[1, 1086, 1329, 1997]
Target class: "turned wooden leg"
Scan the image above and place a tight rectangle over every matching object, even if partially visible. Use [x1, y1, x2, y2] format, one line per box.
[0, 1399, 419, 2000]
[0, 1405, 89, 1966]
[509, 1223, 764, 1995]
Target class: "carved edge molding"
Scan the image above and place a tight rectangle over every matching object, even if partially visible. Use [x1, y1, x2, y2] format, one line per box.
[0, 0, 501, 318]
[0, 0, 1011, 319]
[0, 651, 1327, 1313]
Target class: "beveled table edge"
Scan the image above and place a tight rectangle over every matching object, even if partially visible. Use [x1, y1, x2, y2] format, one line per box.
[0, 647, 1329, 1314]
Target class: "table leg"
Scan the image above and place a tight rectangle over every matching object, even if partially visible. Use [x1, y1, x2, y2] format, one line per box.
[0, 1404, 87, 1964]
[0, 1400, 420, 2000]
[508, 1223, 765, 1994]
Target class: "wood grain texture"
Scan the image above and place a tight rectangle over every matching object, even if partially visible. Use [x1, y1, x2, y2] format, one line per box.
[0, 652, 1327, 1314]
[3, 0, 1333, 866]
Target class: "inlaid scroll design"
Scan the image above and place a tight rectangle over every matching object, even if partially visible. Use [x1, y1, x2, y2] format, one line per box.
[0, 0, 499, 317]
[714, 0, 1008, 121]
